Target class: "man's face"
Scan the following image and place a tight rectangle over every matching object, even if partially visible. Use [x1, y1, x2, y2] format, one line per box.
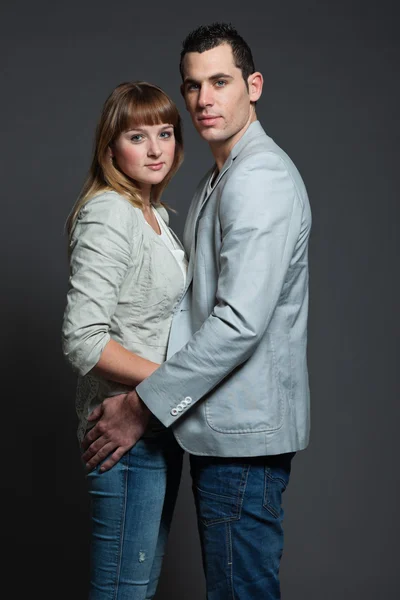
[181, 43, 258, 148]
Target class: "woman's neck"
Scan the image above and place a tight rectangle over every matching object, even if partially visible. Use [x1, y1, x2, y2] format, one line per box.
[140, 183, 152, 207]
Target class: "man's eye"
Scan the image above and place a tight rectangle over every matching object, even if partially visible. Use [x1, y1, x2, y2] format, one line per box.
[188, 83, 200, 91]
[216, 80, 226, 87]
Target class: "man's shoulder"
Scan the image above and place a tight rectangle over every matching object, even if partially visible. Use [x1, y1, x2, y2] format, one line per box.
[234, 131, 291, 170]
[230, 130, 305, 188]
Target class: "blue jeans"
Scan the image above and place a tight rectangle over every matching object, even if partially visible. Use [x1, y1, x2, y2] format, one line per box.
[87, 427, 293, 600]
[190, 452, 295, 600]
[86, 427, 183, 600]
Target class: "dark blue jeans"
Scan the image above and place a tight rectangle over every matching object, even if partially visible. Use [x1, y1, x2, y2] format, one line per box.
[190, 452, 295, 599]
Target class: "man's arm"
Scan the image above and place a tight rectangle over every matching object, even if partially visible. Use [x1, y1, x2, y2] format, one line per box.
[137, 152, 305, 423]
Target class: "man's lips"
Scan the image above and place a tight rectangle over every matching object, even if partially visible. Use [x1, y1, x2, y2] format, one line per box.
[198, 115, 221, 126]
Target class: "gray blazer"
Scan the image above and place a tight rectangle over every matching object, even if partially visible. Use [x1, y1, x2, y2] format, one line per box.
[62, 192, 186, 441]
[136, 121, 312, 457]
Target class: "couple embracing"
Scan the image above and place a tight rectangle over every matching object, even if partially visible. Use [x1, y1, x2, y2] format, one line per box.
[62, 22, 311, 600]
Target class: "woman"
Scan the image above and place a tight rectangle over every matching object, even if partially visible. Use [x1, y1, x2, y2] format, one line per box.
[62, 81, 187, 600]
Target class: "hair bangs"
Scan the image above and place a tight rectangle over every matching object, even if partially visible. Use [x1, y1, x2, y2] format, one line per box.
[120, 86, 179, 133]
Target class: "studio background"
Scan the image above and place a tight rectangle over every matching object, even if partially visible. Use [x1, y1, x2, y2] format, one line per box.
[1, 1, 398, 598]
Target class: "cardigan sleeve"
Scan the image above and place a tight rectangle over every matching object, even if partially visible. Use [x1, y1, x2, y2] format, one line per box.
[62, 193, 139, 376]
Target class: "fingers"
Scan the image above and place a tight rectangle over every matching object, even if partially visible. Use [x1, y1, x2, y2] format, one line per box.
[82, 431, 110, 463]
[87, 404, 103, 421]
[81, 420, 105, 451]
[98, 446, 130, 473]
[84, 441, 116, 472]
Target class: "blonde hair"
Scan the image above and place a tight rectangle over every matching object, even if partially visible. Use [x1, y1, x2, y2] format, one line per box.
[66, 81, 183, 237]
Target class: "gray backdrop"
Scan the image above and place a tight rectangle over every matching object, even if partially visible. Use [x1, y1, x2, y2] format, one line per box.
[1, 0, 398, 598]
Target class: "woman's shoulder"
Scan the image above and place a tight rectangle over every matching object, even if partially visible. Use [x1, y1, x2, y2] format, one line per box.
[85, 190, 136, 211]
[81, 190, 142, 228]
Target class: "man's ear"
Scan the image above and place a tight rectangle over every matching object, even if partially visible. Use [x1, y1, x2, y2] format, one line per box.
[248, 72, 263, 103]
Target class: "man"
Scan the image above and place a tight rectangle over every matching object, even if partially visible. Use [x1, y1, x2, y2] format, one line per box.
[83, 23, 311, 598]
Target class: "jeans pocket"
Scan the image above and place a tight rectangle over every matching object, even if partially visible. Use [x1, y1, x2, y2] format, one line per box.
[193, 461, 249, 527]
[263, 454, 294, 519]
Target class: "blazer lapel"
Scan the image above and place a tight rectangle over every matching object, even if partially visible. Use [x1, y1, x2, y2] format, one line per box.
[189, 121, 265, 236]
[183, 121, 266, 292]
[183, 167, 213, 254]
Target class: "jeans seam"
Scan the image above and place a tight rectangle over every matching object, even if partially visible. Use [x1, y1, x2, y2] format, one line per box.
[226, 522, 235, 600]
[235, 465, 250, 519]
[112, 455, 129, 600]
[263, 468, 288, 519]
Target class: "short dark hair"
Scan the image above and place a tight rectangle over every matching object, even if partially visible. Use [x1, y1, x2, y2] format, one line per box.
[179, 22, 255, 85]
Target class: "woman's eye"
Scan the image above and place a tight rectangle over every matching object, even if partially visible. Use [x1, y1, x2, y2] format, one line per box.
[160, 131, 173, 139]
[130, 134, 144, 142]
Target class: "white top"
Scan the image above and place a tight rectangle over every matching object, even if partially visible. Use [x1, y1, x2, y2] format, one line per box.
[151, 207, 188, 285]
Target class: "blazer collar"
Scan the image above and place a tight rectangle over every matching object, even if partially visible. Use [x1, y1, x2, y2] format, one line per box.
[200, 120, 265, 204]
[230, 119, 265, 161]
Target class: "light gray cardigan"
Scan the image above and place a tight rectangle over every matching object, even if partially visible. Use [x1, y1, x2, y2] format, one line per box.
[62, 191, 186, 440]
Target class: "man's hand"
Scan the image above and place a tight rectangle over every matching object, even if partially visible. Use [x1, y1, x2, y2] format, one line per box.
[81, 390, 151, 473]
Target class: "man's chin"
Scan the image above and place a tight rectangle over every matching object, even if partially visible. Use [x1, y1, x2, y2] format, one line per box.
[197, 127, 225, 142]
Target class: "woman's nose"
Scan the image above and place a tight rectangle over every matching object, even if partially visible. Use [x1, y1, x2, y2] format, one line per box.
[148, 141, 162, 157]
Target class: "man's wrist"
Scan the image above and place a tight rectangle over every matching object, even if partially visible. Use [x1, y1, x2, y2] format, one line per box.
[128, 388, 151, 417]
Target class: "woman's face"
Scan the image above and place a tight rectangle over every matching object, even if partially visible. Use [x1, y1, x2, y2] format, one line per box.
[110, 123, 176, 191]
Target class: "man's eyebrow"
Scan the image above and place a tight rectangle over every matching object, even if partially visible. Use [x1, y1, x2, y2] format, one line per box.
[183, 73, 233, 84]
[210, 73, 233, 81]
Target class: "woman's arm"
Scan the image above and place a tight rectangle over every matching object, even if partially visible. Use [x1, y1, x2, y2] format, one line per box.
[62, 194, 157, 387]
[92, 339, 159, 386]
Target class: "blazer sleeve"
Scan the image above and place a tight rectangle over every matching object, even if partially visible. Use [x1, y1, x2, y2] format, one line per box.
[136, 152, 306, 427]
[62, 193, 138, 376]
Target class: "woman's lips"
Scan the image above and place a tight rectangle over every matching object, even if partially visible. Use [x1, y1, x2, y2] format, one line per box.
[146, 163, 164, 171]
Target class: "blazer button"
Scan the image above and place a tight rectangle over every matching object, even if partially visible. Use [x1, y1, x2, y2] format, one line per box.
[177, 404, 184, 412]
[170, 408, 178, 416]
[184, 396, 192, 404]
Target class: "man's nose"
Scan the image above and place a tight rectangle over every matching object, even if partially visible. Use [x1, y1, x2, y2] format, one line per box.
[197, 85, 214, 108]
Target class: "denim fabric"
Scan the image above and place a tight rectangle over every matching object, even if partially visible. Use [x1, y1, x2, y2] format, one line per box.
[86, 428, 183, 600]
[190, 452, 295, 599]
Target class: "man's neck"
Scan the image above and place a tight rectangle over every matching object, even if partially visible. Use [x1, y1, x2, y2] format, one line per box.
[210, 111, 257, 172]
